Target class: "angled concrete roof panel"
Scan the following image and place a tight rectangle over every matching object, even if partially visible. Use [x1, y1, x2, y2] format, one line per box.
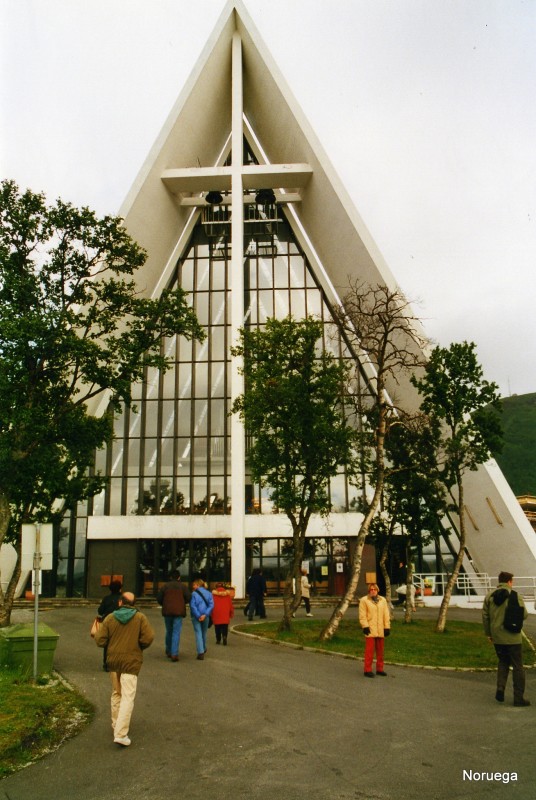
[107, 0, 536, 579]
[235, 2, 398, 295]
[119, 0, 400, 301]
[119, 6, 235, 296]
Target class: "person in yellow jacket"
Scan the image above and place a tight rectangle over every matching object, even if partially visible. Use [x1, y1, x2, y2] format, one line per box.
[359, 583, 391, 677]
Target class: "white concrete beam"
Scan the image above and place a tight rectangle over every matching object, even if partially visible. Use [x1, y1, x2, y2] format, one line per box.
[162, 166, 232, 193]
[162, 164, 312, 195]
[230, 30, 246, 597]
[179, 191, 302, 206]
[242, 163, 312, 189]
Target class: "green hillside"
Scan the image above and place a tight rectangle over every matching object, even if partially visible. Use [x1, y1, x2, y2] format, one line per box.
[493, 392, 536, 496]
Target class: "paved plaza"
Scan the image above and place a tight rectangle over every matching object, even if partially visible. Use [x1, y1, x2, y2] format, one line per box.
[1, 604, 534, 800]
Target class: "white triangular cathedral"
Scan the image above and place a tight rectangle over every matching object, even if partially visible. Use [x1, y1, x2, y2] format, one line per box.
[83, 1, 536, 600]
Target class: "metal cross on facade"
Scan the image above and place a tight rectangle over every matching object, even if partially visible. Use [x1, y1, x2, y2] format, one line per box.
[158, 32, 313, 571]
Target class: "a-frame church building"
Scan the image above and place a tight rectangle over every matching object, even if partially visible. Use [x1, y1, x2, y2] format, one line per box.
[59, 1, 536, 600]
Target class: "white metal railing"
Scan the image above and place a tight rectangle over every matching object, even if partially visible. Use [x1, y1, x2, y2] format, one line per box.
[412, 573, 449, 598]
[412, 572, 536, 602]
[455, 573, 492, 596]
[498, 576, 536, 602]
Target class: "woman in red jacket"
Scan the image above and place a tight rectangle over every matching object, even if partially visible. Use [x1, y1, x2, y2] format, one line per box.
[212, 583, 235, 645]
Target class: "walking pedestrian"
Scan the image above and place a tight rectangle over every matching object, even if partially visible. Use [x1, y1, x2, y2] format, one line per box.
[482, 571, 530, 706]
[212, 582, 234, 645]
[300, 568, 313, 616]
[246, 567, 267, 620]
[157, 570, 190, 661]
[190, 577, 214, 660]
[95, 591, 154, 746]
[96, 579, 122, 670]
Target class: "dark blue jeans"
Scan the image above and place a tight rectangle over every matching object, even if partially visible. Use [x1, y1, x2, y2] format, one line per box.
[248, 595, 266, 619]
[191, 616, 209, 654]
[164, 616, 183, 657]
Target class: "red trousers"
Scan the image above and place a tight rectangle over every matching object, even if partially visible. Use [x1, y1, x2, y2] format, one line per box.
[364, 637, 385, 673]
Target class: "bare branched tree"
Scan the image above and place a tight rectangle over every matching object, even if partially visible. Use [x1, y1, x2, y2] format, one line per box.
[319, 280, 429, 642]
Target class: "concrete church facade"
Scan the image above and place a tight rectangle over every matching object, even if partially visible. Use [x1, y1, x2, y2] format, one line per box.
[51, 1, 536, 600]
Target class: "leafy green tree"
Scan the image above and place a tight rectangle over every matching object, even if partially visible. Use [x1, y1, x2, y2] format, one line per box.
[366, 511, 397, 615]
[382, 418, 447, 622]
[231, 316, 356, 631]
[0, 180, 204, 626]
[411, 341, 502, 632]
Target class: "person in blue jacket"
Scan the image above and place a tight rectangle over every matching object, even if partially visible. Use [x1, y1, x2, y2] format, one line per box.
[190, 577, 215, 660]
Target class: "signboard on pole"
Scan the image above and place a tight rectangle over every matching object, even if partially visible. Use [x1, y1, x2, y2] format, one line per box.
[21, 524, 53, 571]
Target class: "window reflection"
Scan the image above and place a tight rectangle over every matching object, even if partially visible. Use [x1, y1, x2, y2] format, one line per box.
[92, 212, 361, 520]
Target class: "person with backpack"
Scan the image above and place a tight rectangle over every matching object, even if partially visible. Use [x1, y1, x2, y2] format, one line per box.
[482, 571, 530, 706]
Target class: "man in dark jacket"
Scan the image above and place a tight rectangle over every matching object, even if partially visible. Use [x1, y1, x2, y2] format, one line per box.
[482, 571, 530, 706]
[246, 568, 267, 621]
[97, 580, 122, 670]
[95, 592, 154, 746]
[157, 570, 191, 661]
[97, 579, 123, 619]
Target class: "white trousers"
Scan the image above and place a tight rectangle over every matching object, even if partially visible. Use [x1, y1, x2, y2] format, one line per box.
[110, 672, 137, 738]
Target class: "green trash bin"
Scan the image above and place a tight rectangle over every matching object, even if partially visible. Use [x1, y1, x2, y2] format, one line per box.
[0, 623, 59, 676]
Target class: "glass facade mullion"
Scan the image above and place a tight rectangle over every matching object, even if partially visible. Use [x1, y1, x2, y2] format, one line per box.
[55, 121, 452, 597]
[172, 333, 180, 513]
[120, 405, 130, 515]
[154, 343, 165, 513]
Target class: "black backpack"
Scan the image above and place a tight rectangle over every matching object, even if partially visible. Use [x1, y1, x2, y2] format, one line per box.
[503, 590, 524, 633]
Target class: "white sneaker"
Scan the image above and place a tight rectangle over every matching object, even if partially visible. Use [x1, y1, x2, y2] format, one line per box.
[306, 613, 313, 617]
[114, 735, 131, 746]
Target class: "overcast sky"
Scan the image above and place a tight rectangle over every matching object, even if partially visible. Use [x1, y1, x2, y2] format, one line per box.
[1, 0, 535, 397]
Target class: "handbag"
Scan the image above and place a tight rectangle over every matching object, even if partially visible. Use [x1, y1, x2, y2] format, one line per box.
[90, 616, 101, 638]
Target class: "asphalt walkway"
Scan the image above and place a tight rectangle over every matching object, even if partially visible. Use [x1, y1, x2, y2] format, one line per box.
[1, 604, 534, 800]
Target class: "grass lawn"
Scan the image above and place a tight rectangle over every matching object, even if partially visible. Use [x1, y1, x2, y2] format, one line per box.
[235, 617, 536, 670]
[0, 670, 93, 778]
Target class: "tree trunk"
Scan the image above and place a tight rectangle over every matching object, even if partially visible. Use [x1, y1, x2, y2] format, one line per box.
[319, 387, 388, 643]
[435, 478, 465, 633]
[318, 480, 383, 642]
[403, 544, 415, 624]
[379, 535, 394, 620]
[279, 574, 294, 632]
[0, 490, 17, 628]
[318, 529, 366, 642]
[278, 516, 307, 632]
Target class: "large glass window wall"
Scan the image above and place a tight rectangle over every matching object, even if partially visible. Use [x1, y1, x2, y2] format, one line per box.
[245, 536, 353, 596]
[43, 151, 455, 599]
[243, 214, 364, 514]
[138, 538, 231, 596]
[92, 225, 232, 517]
[90, 207, 366, 519]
